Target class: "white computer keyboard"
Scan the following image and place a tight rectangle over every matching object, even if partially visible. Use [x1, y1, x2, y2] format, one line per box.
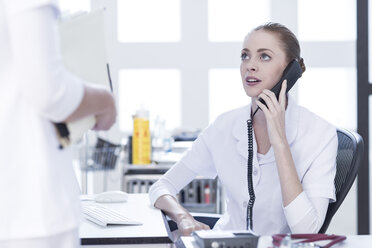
[82, 204, 143, 227]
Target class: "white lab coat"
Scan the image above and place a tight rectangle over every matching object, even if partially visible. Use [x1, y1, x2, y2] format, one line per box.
[149, 95, 337, 234]
[0, 0, 85, 240]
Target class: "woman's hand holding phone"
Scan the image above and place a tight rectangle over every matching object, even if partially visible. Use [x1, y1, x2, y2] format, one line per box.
[256, 80, 303, 207]
[255, 80, 288, 148]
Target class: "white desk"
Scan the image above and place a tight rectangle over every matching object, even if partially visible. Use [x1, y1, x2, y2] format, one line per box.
[79, 194, 372, 247]
[180, 235, 372, 248]
[79, 193, 173, 247]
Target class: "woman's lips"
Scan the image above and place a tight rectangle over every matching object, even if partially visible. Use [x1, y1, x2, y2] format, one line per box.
[245, 76, 261, 86]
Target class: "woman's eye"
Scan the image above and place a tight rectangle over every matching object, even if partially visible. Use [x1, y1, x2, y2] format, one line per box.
[261, 53, 271, 61]
[241, 53, 249, 60]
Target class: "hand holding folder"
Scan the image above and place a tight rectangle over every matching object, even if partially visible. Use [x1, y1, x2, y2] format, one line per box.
[54, 116, 96, 149]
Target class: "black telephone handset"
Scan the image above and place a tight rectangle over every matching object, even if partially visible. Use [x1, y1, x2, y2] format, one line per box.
[258, 59, 302, 108]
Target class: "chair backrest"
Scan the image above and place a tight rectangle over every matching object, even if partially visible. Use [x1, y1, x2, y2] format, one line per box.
[319, 128, 364, 233]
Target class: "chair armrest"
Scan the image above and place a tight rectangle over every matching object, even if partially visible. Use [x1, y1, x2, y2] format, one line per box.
[191, 212, 221, 229]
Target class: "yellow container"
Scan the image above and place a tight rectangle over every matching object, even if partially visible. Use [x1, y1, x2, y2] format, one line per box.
[132, 110, 151, 165]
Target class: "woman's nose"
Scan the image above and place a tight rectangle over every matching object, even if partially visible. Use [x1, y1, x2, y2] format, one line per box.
[246, 59, 257, 72]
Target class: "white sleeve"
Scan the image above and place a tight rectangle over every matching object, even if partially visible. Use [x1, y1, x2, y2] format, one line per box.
[283, 191, 329, 233]
[7, 4, 85, 122]
[302, 127, 337, 201]
[177, 127, 218, 179]
[149, 161, 198, 206]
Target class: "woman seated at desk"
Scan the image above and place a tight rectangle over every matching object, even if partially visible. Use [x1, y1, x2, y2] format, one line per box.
[149, 22, 337, 236]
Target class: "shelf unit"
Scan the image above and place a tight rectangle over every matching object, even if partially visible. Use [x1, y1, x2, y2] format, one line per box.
[122, 163, 223, 214]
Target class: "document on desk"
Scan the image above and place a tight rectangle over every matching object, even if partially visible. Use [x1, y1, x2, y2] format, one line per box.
[55, 9, 112, 148]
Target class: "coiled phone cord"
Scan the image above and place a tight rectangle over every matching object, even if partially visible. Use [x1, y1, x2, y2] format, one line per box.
[246, 119, 255, 232]
[246, 106, 259, 232]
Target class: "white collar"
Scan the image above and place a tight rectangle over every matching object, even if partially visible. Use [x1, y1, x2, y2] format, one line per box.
[232, 95, 300, 160]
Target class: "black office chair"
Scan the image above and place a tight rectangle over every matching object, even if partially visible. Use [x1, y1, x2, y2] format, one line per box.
[319, 128, 364, 233]
[167, 128, 364, 234]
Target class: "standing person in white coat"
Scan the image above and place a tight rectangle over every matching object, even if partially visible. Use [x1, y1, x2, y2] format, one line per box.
[149, 23, 337, 236]
[0, 0, 116, 247]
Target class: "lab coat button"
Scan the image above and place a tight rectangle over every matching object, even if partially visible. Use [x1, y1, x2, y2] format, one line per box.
[243, 201, 248, 208]
[253, 169, 258, 176]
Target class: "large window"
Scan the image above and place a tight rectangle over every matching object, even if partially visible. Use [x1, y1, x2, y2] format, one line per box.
[298, 0, 356, 41]
[297, 67, 357, 130]
[297, 0, 356, 131]
[119, 69, 181, 131]
[208, 0, 270, 42]
[208, 69, 248, 122]
[60, 0, 357, 136]
[117, 0, 181, 42]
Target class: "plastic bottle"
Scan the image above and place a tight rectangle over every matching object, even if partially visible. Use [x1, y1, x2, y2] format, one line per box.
[132, 108, 151, 165]
[204, 184, 211, 204]
[163, 130, 173, 153]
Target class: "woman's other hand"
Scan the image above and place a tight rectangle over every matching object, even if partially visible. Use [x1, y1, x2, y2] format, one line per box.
[153, 194, 210, 236]
[176, 214, 210, 236]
